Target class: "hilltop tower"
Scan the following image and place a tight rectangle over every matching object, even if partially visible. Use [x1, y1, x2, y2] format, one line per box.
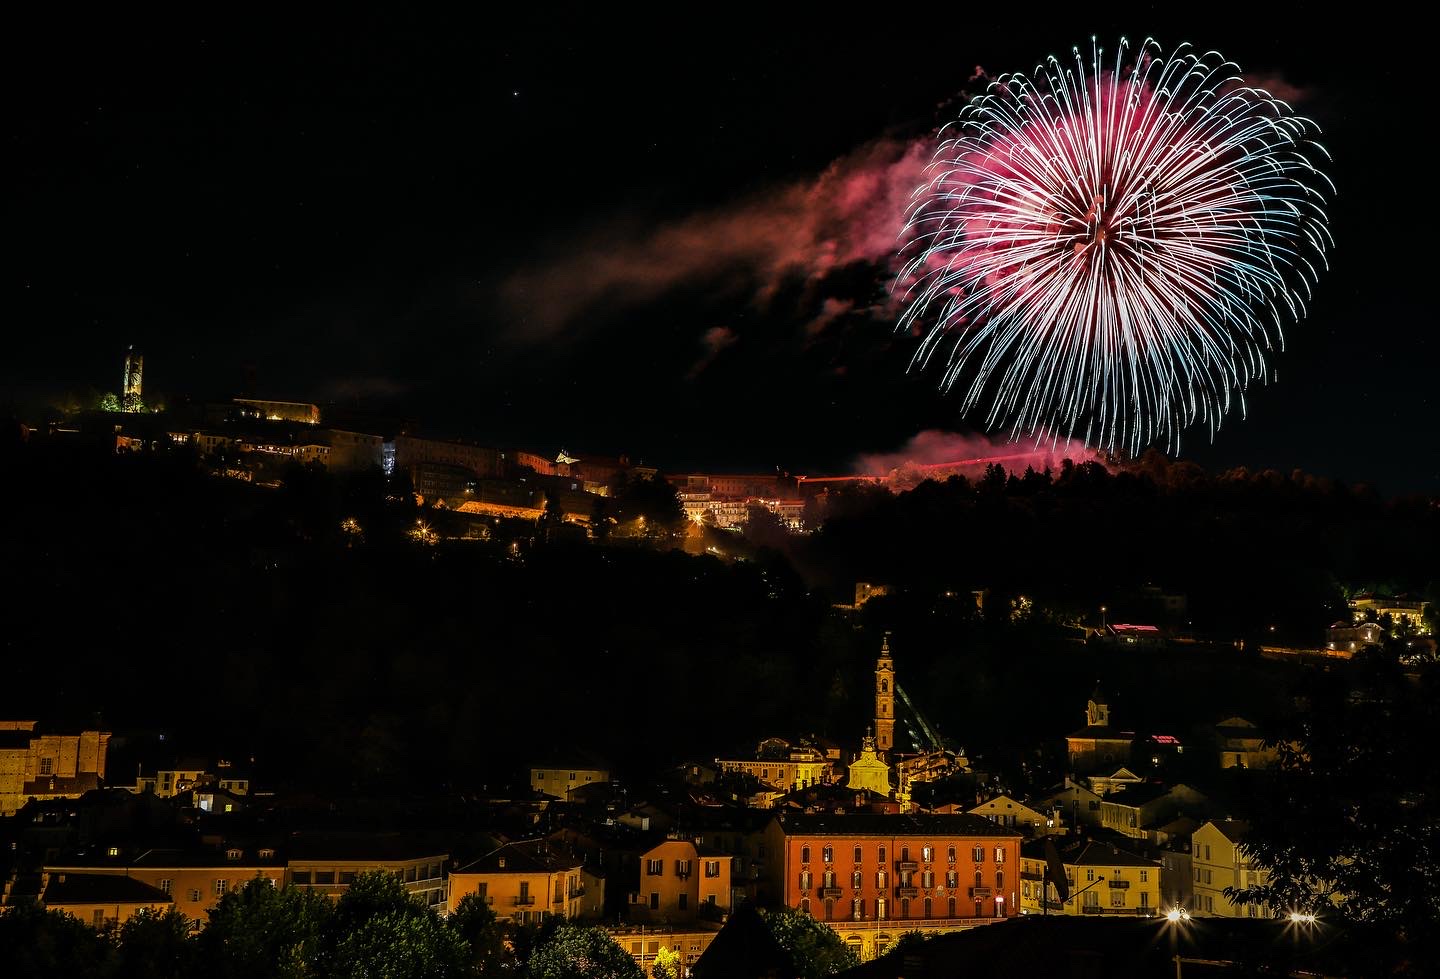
[875, 633, 895, 752]
[122, 345, 143, 410]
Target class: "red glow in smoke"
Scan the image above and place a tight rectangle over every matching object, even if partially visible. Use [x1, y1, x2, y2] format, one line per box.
[853, 430, 1104, 481]
[501, 138, 931, 338]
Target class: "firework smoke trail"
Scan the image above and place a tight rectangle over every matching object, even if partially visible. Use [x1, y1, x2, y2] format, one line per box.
[896, 37, 1333, 454]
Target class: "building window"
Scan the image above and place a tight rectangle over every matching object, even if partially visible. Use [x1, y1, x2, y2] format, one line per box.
[822, 846, 833, 864]
[647, 859, 663, 876]
[901, 898, 910, 918]
[996, 871, 1004, 890]
[995, 847, 1006, 864]
[39, 758, 54, 776]
[946, 870, 958, 888]
[825, 899, 834, 921]
[188, 889, 201, 902]
[1086, 869, 1095, 883]
[877, 870, 887, 888]
[948, 896, 956, 917]
[293, 871, 312, 885]
[854, 846, 863, 864]
[705, 861, 720, 878]
[675, 860, 692, 878]
[1111, 888, 1125, 907]
[802, 898, 811, 915]
[801, 846, 811, 864]
[878, 846, 886, 863]
[159, 879, 172, 895]
[650, 892, 659, 910]
[877, 897, 887, 919]
[214, 879, 229, 896]
[852, 898, 863, 920]
[315, 872, 335, 885]
[93, 910, 105, 927]
[973, 846, 985, 863]
[1140, 870, 1149, 883]
[974, 871, 983, 888]
[852, 870, 863, 888]
[1141, 892, 1150, 909]
[901, 846, 910, 863]
[924, 897, 933, 918]
[339, 871, 357, 885]
[947, 846, 956, 863]
[800, 871, 812, 890]
[922, 870, 934, 888]
[679, 894, 688, 911]
[823, 870, 835, 888]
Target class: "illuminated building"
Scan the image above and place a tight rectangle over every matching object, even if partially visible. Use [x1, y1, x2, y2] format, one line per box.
[447, 840, 600, 924]
[45, 846, 284, 919]
[1099, 783, 1209, 844]
[286, 839, 448, 911]
[1105, 623, 1164, 647]
[396, 435, 504, 481]
[0, 721, 110, 817]
[1348, 594, 1431, 632]
[38, 872, 171, 929]
[846, 732, 892, 797]
[1018, 839, 1161, 917]
[630, 839, 732, 923]
[530, 760, 611, 799]
[129, 757, 250, 799]
[233, 398, 321, 424]
[324, 428, 385, 472]
[875, 636, 895, 752]
[607, 924, 722, 978]
[1064, 687, 1135, 775]
[765, 811, 1022, 960]
[967, 794, 1063, 837]
[122, 345, 143, 410]
[715, 739, 833, 792]
[1190, 820, 1271, 917]
[1213, 717, 1279, 770]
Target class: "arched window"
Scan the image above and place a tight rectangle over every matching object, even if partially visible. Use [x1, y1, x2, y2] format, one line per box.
[878, 846, 887, 864]
[799, 870, 812, 890]
[823, 846, 834, 863]
[995, 847, 1007, 864]
[877, 869, 887, 888]
[901, 846, 910, 862]
[881, 680, 888, 692]
[802, 898, 811, 915]
[801, 846, 810, 864]
[852, 898, 863, 920]
[996, 870, 1004, 890]
[924, 897, 933, 918]
[973, 845, 985, 863]
[852, 870, 862, 888]
[901, 898, 910, 918]
[947, 896, 956, 918]
[974, 870, 983, 888]
[823, 870, 835, 889]
[854, 846, 863, 864]
[877, 897, 887, 920]
[947, 845, 956, 863]
[825, 899, 834, 921]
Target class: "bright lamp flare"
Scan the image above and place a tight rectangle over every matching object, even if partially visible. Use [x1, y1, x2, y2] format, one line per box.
[897, 37, 1333, 454]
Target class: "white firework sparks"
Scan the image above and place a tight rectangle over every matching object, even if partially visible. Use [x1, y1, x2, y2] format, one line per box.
[896, 37, 1333, 454]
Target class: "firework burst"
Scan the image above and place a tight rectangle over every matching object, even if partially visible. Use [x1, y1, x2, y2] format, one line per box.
[896, 37, 1333, 454]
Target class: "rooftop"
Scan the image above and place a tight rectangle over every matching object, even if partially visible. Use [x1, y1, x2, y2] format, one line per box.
[774, 811, 1020, 839]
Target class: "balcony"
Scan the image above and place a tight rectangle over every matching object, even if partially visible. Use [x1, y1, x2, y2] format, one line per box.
[1020, 871, 1043, 881]
[969, 887, 992, 899]
[821, 888, 844, 899]
[1107, 880, 1130, 889]
[896, 861, 919, 872]
[513, 896, 536, 906]
[895, 887, 919, 899]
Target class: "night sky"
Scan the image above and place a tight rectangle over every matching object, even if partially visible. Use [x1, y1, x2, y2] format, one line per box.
[10, 7, 1436, 492]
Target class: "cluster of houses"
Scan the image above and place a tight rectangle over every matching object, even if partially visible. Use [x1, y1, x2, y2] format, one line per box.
[1, 638, 1327, 974]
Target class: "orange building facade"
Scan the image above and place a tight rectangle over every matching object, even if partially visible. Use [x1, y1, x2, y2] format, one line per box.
[629, 839, 731, 924]
[766, 812, 1022, 961]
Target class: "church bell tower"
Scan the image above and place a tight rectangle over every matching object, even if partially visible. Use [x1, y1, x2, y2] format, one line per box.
[875, 633, 895, 752]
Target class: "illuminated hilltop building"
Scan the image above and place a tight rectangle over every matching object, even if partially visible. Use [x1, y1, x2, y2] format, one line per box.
[122, 345, 143, 411]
